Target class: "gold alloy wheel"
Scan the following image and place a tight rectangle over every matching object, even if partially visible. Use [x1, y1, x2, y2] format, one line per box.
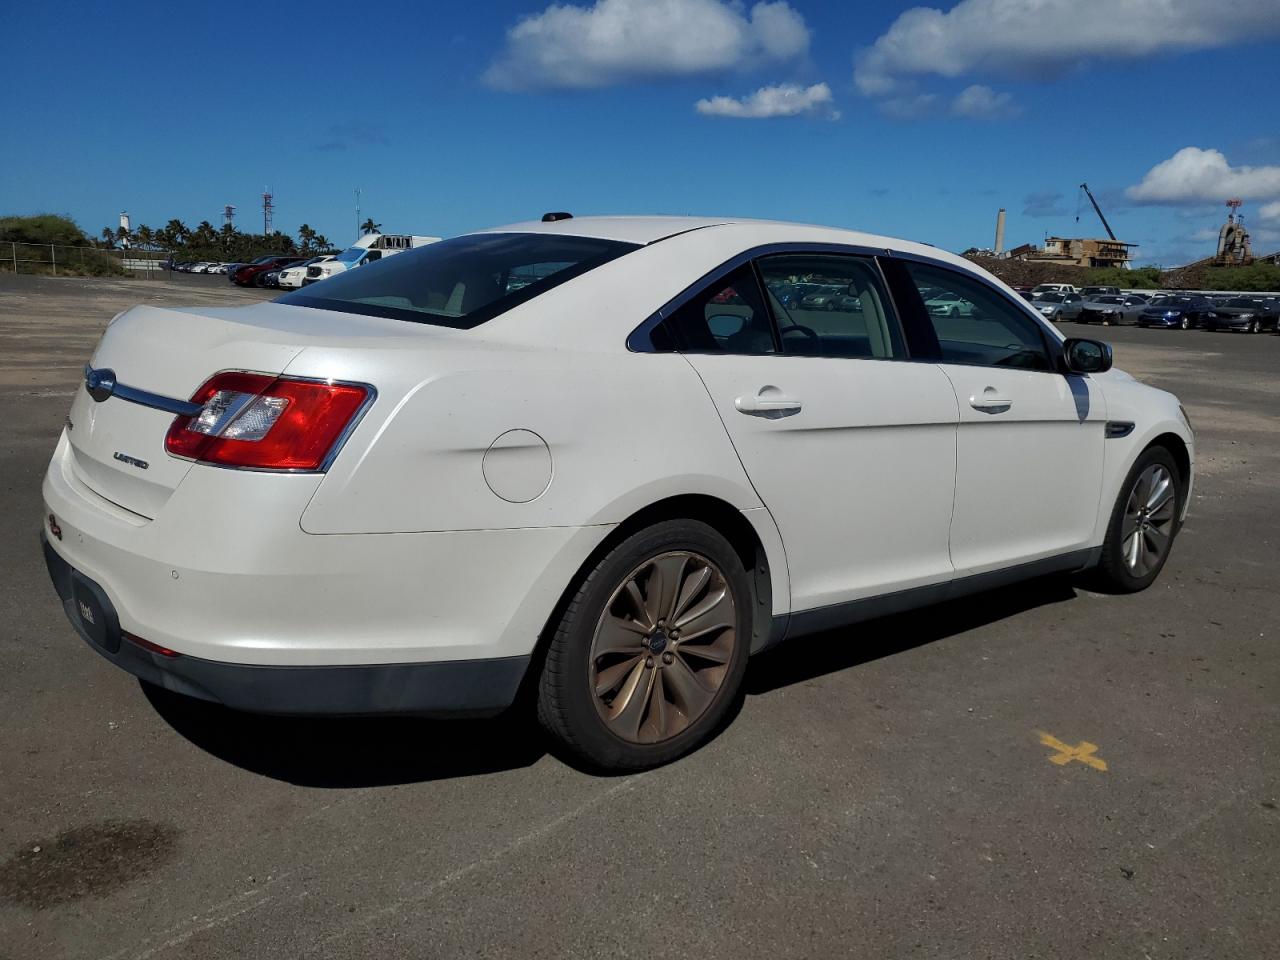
[588, 551, 737, 744]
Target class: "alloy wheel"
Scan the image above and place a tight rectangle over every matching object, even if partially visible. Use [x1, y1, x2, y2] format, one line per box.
[589, 551, 737, 744]
[1121, 464, 1176, 577]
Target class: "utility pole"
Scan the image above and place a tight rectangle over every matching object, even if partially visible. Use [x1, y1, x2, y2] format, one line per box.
[262, 188, 274, 235]
[355, 188, 361, 240]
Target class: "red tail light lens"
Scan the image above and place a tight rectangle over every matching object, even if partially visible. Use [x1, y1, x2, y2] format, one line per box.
[165, 372, 370, 471]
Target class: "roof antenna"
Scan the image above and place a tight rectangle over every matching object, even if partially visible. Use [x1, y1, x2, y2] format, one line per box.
[541, 211, 573, 222]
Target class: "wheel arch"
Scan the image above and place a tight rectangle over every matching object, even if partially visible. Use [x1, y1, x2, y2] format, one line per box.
[532, 494, 787, 681]
[1146, 430, 1192, 520]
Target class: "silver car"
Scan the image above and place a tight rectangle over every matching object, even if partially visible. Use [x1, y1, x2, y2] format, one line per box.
[1077, 294, 1149, 326]
[1030, 292, 1084, 322]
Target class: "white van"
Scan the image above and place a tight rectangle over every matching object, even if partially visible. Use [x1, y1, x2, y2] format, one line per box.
[302, 233, 440, 286]
[277, 255, 335, 290]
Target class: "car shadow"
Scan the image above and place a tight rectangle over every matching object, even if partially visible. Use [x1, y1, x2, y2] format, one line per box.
[744, 574, 1079, 696]
[142, 575, 1079, 786]
[141, 682, 547, 788]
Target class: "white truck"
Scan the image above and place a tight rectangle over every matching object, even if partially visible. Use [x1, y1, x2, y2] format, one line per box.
[1030, 282, 1079, 298]
[302, 232, 440, 286]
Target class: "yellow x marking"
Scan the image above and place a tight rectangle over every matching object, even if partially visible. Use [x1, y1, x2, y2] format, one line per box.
[1038, 732, 1107, 771]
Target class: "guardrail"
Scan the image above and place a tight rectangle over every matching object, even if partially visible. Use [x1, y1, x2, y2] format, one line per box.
[0, 242, 182, 279]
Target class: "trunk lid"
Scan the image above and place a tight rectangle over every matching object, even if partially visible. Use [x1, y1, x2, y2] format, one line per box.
[67, 304, 324, 518]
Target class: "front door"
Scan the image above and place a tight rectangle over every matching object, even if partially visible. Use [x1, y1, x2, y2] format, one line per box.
[888, 259, 1106, 576]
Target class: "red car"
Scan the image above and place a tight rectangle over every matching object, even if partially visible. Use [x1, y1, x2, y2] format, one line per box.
[232, 255, 304, 287]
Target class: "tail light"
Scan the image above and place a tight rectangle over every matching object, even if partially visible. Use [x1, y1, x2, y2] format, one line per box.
[165, 372, 371, 471]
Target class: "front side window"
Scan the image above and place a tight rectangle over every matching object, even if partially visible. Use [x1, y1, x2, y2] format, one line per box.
[757, 254, 903, 359]
[899, 261, 1052, 371]
[659, 264, 776, 354]
[280, 232, 638, 329]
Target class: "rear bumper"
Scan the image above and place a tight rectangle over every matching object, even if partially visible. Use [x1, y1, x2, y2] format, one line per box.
[42, 532, 530, 716]
[42, 430, 613, 671]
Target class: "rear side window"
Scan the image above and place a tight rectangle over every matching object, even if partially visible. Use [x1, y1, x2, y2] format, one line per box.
[894, 261, 1053, 371]
[757, 254, 903, 359]
[279, 232, 638, 329]
[659, 264, 777, 354]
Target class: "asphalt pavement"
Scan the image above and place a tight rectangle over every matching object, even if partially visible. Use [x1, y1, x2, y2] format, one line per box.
[1, 274, 1276, 959]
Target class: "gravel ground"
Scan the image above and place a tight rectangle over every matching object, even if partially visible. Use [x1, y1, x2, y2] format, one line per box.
[1, 274, 1276, 959]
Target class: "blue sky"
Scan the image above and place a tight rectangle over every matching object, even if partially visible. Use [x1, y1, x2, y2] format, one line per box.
[4, 0, 1279, 265]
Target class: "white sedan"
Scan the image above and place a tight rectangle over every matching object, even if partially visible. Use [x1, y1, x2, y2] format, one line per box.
[41, 216, 1193, 770]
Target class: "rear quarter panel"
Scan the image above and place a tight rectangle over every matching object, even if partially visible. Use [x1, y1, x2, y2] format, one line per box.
[294, 345, 765, 534]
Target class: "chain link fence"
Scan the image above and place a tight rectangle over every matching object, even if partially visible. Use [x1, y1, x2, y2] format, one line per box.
[0, 242, 205, 280]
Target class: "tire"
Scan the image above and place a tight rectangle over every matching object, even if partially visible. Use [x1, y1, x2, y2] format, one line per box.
[1094, 446, 1183, 593]
[1180, 316, 1190, 330]
[537, 519, 752, 771]
[1250, 319, 1260, 334]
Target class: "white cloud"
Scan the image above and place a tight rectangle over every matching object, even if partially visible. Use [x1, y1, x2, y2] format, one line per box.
[950, 84, 1020, 119]
[1260, 201, 1280, 222]
[854, 0, 1280, 95]
[485, 0, 809, 90]
[879, 92, 938, 119]
[1126, 147, 1280, 204]
[696, 82, 834, 119]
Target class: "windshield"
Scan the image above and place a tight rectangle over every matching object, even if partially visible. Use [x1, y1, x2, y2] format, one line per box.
[1038, 294, 1064, 303]
[1094, 296, 1124, 303]
[279, 232, 639, 329]
[335, 247, 368, 264]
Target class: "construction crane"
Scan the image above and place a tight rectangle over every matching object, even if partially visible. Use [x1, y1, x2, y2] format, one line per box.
[1077, 182, 1117, 242]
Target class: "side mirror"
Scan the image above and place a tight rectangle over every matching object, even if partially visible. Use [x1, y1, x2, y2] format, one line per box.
[1062, 337, 1112, 374]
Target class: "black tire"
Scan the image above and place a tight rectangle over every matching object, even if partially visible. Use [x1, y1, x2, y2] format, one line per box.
[1250, 319, 1260, 334]
[1094, 446, 1184, 593]
[1180, 316, 1190, 330]
[536, 519, 752, 771]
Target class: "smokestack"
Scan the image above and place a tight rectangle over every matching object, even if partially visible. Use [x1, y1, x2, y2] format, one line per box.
[994, 208, 1006, 255]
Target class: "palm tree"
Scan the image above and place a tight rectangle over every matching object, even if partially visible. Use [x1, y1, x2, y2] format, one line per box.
[164, 218, 189, 245]
[298, 223, 317, 252]
[360, 218, 381, 235]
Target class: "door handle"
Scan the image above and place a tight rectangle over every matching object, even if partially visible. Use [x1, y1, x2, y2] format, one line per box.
[969, 387, 1012, 413]
[736, 386, 802, 418]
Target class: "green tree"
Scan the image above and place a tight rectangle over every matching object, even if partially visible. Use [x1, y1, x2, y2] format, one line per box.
[298, 223, 317, 252]
[360, 217, 381, 235]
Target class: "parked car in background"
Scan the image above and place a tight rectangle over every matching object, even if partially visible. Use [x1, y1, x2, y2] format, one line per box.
[303, 233, 440, 286]
[1077, 294, 1149, 326]
[1080, 286, 1121, 297]
[1031, 292, 1084, 321]
[1030, 283, 1079, 299]
[925, 290, 976, 317]
[799, 285, 846, 310]
[232, 256, 305, 287]
[1201, 296, 1280, 334]
[277, 256, 334, 290]
[1137, 295, 1215, 330]
[43, 215, 1192, 771]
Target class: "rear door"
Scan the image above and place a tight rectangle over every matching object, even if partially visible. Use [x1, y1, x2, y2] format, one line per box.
[667, 253, 959, 615]
[883, 258, 1106, 576]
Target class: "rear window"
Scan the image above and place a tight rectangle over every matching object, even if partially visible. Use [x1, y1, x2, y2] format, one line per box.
[279, 232, 638, 329]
